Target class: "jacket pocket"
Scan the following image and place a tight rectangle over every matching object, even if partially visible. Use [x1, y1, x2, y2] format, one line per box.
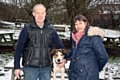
[45, 31, 54, 47]
[26, 48, 33, 66]
[74, 63, 88, 77]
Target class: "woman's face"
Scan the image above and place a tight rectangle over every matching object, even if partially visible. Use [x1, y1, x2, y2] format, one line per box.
[75, 20, 87, 33]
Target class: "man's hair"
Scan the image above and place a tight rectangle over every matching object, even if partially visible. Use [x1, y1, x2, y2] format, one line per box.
[33, 4, 46, 12]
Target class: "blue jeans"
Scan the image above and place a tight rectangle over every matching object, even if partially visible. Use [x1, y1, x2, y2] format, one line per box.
[23, 66, 51, 80]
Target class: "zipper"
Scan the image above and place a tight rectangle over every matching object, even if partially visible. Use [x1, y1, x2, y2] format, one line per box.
[41, 30, 42, 33]
[40, 29, 43, 66]
[75, 45, 77, 49]
[27, 53, 33, 65]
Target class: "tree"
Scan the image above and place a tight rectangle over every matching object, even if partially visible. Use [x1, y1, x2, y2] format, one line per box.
[65, 0, 106, 31]
[24, 0, 56, 16]
[99, 0, 120, 28]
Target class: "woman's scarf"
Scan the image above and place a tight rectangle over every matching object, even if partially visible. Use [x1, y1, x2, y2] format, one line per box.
[72, 32, 84, 45]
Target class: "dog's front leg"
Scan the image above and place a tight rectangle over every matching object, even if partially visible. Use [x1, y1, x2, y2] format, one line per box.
[61, 71, 65, 80]
[53, 72, 56, 80]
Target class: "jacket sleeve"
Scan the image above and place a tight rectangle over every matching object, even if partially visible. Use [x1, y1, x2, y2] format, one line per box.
[92, 36, 108, 71]
[64, 35, 73, 60]
[53, 29, 65, 49]
[64, 50, 73, 60]
[14, 27, 28, 69]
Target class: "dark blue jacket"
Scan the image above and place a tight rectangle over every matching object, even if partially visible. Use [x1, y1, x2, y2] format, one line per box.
[65, 26, 108, 80]
[14, 17, 64, 69]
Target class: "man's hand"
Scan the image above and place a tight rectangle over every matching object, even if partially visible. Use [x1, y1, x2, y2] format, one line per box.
[14, 69, 22, 79]
[57, 59, 66, 68]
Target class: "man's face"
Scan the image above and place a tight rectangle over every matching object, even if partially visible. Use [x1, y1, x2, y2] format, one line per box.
[33, 5, 46, 24]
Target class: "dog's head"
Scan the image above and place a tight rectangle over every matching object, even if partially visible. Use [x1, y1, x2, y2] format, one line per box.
[51, 49, 66, 64]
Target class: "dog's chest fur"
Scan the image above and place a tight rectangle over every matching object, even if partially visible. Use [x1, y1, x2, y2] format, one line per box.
[53, 57, 64, 72]
[51, 49, 66, 80]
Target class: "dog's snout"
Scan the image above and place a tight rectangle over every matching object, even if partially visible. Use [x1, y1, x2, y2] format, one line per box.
[57, 59, 60, 62]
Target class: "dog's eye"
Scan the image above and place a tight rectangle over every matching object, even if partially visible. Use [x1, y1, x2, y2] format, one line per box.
[55, 54, 58, 57]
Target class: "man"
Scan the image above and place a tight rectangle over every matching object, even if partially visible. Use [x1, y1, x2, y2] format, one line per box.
[14, 4, 64, 80]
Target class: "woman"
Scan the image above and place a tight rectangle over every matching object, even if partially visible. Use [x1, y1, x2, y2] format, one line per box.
[63, 14, 108, 80]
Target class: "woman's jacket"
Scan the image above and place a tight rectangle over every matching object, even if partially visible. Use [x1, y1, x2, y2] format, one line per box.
[65, 26, 108, 80]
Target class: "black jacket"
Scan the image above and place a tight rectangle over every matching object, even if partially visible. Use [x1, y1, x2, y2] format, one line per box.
[15, 17, 64, 68]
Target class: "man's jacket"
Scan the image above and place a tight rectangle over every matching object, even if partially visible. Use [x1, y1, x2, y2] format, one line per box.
[14, 17, 64, 69]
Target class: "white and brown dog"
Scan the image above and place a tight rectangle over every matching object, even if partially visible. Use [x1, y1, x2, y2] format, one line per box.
[51, 49, 66, 80]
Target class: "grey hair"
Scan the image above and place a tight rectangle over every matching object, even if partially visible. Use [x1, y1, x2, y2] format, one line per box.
[33, 4, 46, 12]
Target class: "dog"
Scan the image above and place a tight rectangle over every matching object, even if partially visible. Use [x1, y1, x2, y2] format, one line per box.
[51, 49, 66, 80]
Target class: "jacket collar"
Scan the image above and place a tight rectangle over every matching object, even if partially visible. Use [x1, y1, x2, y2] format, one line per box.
[86, 26, 104, 38]
[84, 26, 90, 35]
[30, 16, 51, 28]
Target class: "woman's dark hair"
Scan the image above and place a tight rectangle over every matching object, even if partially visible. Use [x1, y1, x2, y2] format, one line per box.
[73, 14, 89, 33]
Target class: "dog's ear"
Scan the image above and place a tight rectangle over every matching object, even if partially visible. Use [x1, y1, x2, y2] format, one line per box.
[51, 49, 56, 54]
[62, 49, 66, 54]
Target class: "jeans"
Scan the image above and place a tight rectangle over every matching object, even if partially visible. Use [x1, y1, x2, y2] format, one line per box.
[23, 66, 51, 80]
